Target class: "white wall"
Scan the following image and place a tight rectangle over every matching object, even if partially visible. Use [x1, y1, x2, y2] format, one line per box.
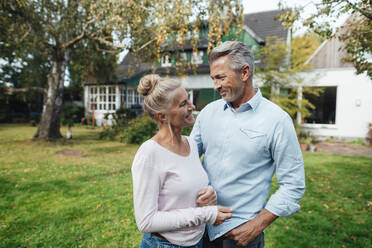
[169, 74, 213, 89]
[301, 68, 372, 139]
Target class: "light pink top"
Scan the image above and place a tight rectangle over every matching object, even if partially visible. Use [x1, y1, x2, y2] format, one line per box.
[131, 136, 217, 246]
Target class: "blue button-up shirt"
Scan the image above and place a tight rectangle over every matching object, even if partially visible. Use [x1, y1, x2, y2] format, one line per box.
[191, 89, 305, 240]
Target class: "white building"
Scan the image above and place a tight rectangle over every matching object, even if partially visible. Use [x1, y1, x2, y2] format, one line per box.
[299, 32, 372, 140]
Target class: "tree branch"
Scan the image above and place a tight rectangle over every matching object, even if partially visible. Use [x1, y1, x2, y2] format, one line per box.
[345, 0, 372, 20]
[94, 43, 120, 54]
[133, 39, 156, 53]
[87, 36, 128, 49]
[19, 25, 32, 43]
[61, 18, 96, 49]
[7, 87, 47, 96]
[61, 32, 85, 49]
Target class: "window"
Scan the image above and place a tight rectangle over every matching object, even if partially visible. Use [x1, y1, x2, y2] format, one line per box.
[304, 86, 337, 124]
[191, 51, 203, 64]
[176, 52, 188, 65]
[186, 30, 199, 40]
[98, 87, 106, 110]
[88, 86, 118, 112]
[88, 86, 97, 111]
[107, 86, 116, 110]
[161, 55, 172, 67]
[120, 86, 126, 108]
[126, 87, 144, 107]
[127, 88, 134, 105]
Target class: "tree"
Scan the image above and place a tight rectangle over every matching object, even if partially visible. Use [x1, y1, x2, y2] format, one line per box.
[256, 35, 322, 122]
[1, 0, 243, 139]
[279, 0, 372, 79]
[0, 39, 48, 122]
[66, 39, 118, 102]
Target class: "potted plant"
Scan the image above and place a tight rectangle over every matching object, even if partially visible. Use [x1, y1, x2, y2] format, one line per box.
[298, 129, 310, 151]
[299, 136, 310, 151]
[309, 135, 318, 152]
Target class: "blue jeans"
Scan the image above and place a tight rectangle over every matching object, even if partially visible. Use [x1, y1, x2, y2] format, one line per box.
[140, 233, 203, 248]
[203, 231, 265, 248]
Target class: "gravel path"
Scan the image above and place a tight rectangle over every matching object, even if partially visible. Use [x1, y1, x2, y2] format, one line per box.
[315, 142, 372, 158]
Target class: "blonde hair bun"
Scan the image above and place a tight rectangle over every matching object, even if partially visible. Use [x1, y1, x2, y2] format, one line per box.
[138, 74, 181, 122]
[137, 74, 161, 96]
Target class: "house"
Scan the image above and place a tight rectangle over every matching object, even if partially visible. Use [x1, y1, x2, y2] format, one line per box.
[299, 26, 372, 140]
[83, 10, 289, 126]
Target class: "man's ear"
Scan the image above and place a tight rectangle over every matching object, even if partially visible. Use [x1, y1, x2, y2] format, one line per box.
[240, 65, 250, 81]
[156, 112, 167, 124]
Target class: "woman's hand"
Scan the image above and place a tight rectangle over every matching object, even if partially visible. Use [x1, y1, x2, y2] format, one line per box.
[214, 206, 233, 226]
[196, 186, 217, 206]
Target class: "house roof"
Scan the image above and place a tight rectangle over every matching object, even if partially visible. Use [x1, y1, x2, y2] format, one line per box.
[115, 9, 288, 83]
[115, 53, 152, 82]
[305, 15, 356, 69]
[243, 9, 288, 43]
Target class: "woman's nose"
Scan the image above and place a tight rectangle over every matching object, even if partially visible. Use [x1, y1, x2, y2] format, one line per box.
[188, 101, 195, 110]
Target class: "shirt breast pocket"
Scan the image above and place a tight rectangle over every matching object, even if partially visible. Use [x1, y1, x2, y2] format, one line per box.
[229, 128, 269, 166]
[239, 128, 268, 154]
[240, 128, 266, 141]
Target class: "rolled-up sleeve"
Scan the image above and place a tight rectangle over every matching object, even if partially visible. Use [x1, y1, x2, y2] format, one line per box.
[265, 114, 306, 217]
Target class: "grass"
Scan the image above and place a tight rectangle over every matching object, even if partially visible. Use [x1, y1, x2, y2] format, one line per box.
[323, 137, 369, 146]
[0, 124, 141, 247]
[0, 124, 371, 247]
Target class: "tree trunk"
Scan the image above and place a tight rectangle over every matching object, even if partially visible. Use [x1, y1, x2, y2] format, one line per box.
[34, 50, 69, 140]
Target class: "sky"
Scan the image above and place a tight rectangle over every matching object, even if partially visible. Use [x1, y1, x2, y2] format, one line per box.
[243, 0, 315, 14]
[243, 0, 348, 35]
[243, 0, 283, 14]
[243, 0, 314, 35]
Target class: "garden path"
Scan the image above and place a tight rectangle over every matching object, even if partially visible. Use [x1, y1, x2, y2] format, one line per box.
[315, 142, 372, 158]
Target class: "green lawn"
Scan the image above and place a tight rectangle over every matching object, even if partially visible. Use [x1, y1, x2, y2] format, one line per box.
[0, 124, 371, 247]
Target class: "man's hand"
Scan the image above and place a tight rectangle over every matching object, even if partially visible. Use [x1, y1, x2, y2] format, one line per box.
[225, 209, 278, 246]
[196, 186, 217, 206]
[225, 219, 261, 246]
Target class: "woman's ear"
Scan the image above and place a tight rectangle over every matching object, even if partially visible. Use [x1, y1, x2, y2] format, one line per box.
[156, 112, 167, 124]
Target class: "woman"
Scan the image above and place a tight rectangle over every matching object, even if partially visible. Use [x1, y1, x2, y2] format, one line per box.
[132, 74, 232, 248]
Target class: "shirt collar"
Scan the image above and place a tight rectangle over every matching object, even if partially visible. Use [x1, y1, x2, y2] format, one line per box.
[223, 88, 262, 112]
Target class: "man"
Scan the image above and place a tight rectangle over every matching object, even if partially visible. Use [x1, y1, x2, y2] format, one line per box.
[191, 41, 305, 247]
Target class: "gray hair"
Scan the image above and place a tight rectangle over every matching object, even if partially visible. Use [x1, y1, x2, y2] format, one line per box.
[137, 74, 181, 122]
[208, 41, 255, 80]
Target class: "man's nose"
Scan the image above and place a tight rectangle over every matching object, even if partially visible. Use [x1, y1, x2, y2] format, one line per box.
[214, 80, 221, 91]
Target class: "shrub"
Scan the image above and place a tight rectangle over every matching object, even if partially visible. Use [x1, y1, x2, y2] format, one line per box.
[104, 108, 136, 128]
[181, 126, 193, 136]
[30, 112, 41, 123]
[61, 104, 84, 125]
[120, 116, 157, 144]
[99, 108, 138, 141]
[99, 127, 119, 140]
